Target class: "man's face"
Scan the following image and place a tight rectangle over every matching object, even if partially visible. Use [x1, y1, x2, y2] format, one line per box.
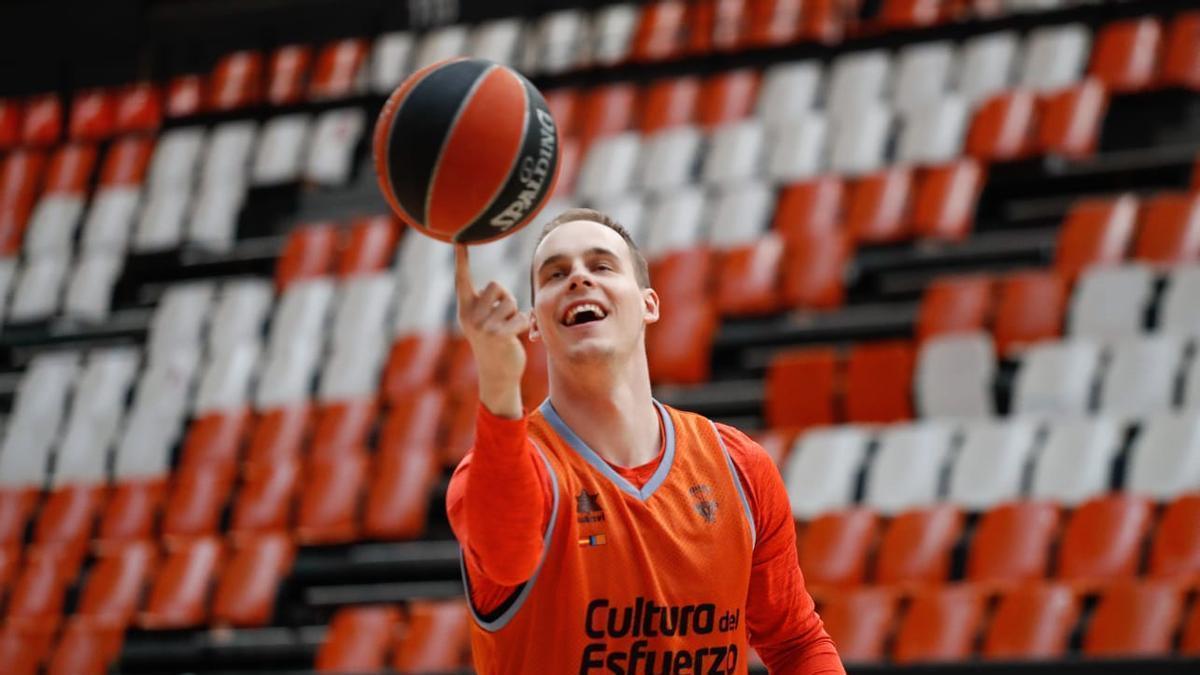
[529, 220, 659, 364]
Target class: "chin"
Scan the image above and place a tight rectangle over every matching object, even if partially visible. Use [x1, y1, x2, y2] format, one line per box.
[562, 338, 616, 363]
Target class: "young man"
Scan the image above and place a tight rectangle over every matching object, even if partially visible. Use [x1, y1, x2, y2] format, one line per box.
[447, 209, 844, 674]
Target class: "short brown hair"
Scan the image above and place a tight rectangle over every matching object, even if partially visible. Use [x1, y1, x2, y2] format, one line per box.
[529, 208, 650, 302]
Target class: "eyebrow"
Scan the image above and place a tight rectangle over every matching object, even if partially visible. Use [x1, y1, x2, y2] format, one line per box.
[535, 247, 622, 277]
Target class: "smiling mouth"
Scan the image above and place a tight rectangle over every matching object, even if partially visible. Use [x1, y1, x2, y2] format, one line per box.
[562, 303, 608, 326]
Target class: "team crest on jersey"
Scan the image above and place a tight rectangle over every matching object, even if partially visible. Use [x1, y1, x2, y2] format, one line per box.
[576, 489, 605, 524]
[689, 484, 719, 524]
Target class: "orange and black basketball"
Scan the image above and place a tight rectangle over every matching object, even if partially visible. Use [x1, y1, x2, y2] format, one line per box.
[373, 58, 560, 245]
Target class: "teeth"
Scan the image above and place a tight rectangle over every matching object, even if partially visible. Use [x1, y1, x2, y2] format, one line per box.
[565, 303, 606, 325]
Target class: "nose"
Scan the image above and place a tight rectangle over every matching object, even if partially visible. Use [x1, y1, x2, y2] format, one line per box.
[567, 266, 594, 290]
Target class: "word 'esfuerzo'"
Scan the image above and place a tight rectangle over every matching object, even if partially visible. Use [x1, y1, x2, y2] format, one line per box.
[579, 597, 742, 674]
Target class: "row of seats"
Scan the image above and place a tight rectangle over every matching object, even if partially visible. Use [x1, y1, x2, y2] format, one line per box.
[780, 410, 1200, 517]
[315, 602, 470, 673]
[823, 578, 1200, 664]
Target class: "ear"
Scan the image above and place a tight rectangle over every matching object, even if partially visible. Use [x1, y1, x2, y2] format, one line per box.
[528, 310, 541, 342]
[642, 287, 660, 326]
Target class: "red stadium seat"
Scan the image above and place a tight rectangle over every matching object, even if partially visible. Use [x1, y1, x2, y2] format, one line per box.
[46, 619, 123, 675]
[892, 585, 986, 664]
[338, 215, 400, 278]
[1183, 598, 1200, 654]
[774, 177, 844, 240]
[179, 408, 251, 469]
[96, 480, 166, 548]
[982, 582, 1079, 660]
[443, 337, 478, 396]
[844, 341, 914, 424]
[799, 0, 846, 44]
[551, 137, 582, 199]
[697, 69, 758, 130]
[246, 403, 312, 465]
[383, 332, 448, 403]
[1159, 12, 1200, 90]
[967, 501, 1060, 589]
[846, 169, 913, 244]
[0, 198, 34, 255]
[640, 76, 700, 133]
[712, 0, 753, 52]
[0, 99, 21, 150]
[1148, 493, 1200, 585]
[1084, 580, 1185, 658]
[746, 0, 804, 47]
[543, 89, 578, 139]
[1057, 493, 1154, 591]
[1089, 18, 1163, 92]
[165, 74, 206, 118]
[276, 222, 339, 291]
[69, 89, 116, 142]
[76, 540, 156, 627]
[140, 536, 222, 629]
[98, 135, 154, 187]
[316, 605, 400, 672]
[911, 160, 985, 241]
[0, 623, 50, 675]
[750, 428, 794, 467]
[993, 271, 1067, 355]
[212, 531, 295, 627]
[875, 505, 963, 590]
[309, 397, 378, 462]
[1133, 192, 1200, 264]
[646, 301, 718, 385]
[966, 91, 1037, 161]
[916, 275, 993, 344]
[630, 1, 689, 63]
[34, 484, 106, 547]
[781, 232, 850, 309]
[879, 0, 942, 31]
[1036, 78, 1108, 159]
[1055, 194, 1138, 280]
[308, 39, 367, 101]
[0, 487, 39, 546]
[6, 550, 70, 632]
[380, 389, 447, 456]
[296, 452, 367, 545]
[764, 348, 838, 431]
[208, 51, 264, 111]
[230, 459, 299, 536]
[819, 587, 897, 663]
[649, 246, 713, 305]
[0, 149, 46, 204]
[392, 600, 471, 673]
[715, 234, 784, 316]
[114, 82, 162, 133]
[161, 463, 236, 540]
[22, 94, 62, 147]
[798, 508, 879, 593]
[44, 143, 97, 195]
[365, 438, 437, 541]
[0, 543, 18, 597]
[577, 83, 638, 148]
[442, 388, 480, 469]
[267, 45, 313, 106]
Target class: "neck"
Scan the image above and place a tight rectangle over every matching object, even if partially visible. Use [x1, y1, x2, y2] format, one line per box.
[544, 344, 660, 469]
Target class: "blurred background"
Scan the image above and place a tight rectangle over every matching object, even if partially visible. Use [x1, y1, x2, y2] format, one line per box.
[0, 0, 1199, 673]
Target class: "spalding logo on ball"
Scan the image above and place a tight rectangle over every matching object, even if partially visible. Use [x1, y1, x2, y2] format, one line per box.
[373, 58, 560, 245]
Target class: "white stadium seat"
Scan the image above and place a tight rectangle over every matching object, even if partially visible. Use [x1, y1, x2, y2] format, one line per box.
[188, 182, 244, 250]
[703, 120, 765, 185]
[766, 113, 827, 183]
[590, 195, 647, 246]
[1031, 417, 1122, 506]
[208, 278, 273, 351]
[369, 32, 415, 94]
[864, 422, 956, 515]
[1068, 264, 1155, 339]
[201, 120, 258, 190]
[1159, 266, 1200, 336]
[62, 250, 123, 321]
[575, 132, 641, 202]
[1185, 354, 1200, 410]
[896, 96, 969, 165]
[638, 126, 702, 194]
[80, 186, 140, 252]
[0, 352, 80, 487]
[757, 61, 822, 132]
[24, 195, 85, 255]
[1012, 339, 1102, 417]
[1099, 335, 1185, 419]
[829, 102, 892, 176]
[113, 350, 200, 480]
[916, 332, 996, 419]
[706, 181, 773, 249]
[526, 10, 587, 75]
[827, 50, 891, 121]
[267, 279, 335, 356]
[147, 127, 205, 193]
[590, 4, 638, 67]
[893, 41, 955, 117]
[194, 341, 260, 415]
[1126, 411, 1200, 500]
[959, 31, 1020, 104]
[642, 187, 708, 258]
[0, 257, 15, 319]
[53, 348, 140, 486]
[133, 186, 190, 251]
[319, 337, 388, 402]
[251, 113, 312, 186]
[332, 274, 395, 353]
[148, 283, 215, 365]
[8, 253, 69, 322]
[784, 426, 871, 519]
[255, 339, 321, 408]
[305, 108, 366, 186]
[947, 419, 1039, 510]
[471, 18, 523, 66]
[412, 25, 470, 71]
[393, 263, 455, 335]
[1018, 23, 1092, 92]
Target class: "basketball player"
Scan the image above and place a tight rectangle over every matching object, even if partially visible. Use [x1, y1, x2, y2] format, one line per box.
[447, 209, 844, 674]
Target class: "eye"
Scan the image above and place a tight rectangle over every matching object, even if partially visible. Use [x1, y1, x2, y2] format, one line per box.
[594, 262, 613, 272]
[549, 270, 566, 280]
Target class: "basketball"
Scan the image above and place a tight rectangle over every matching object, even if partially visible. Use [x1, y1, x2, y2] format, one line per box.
[373, 58, 560, 245]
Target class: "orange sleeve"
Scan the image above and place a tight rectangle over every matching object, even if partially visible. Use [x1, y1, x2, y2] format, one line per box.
[718, 423, 846, 675]
[446, 404, 555, 614]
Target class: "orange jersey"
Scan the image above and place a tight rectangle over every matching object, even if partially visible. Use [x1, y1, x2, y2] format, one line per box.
[465, 400, 757, 674]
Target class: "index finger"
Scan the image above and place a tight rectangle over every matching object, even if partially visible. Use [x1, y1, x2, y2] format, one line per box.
[454, 244, 476, 304]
